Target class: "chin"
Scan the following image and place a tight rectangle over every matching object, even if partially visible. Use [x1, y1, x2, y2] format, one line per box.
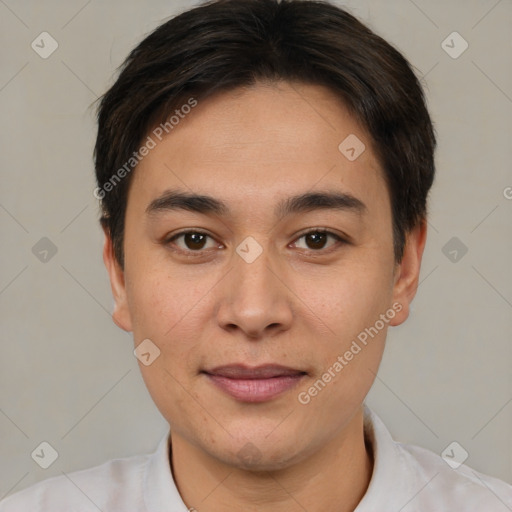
[205, 431, 310, 473]
[224, 446, 298, 473]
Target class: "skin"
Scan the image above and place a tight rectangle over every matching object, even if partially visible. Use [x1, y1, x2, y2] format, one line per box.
[103, 81, 427, 512]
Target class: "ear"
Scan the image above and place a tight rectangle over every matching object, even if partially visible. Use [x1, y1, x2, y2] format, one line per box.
[389, 220, 427, 326]
[102, 228, 133, 332]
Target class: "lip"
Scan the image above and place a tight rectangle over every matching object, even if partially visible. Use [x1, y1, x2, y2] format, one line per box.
[203, 364, 307, 403]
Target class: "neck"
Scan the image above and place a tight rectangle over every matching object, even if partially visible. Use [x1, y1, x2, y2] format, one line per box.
[170, 407, 373, 512]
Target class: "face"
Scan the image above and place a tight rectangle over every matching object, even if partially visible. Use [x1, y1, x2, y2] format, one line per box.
[104, 81, 425, 470]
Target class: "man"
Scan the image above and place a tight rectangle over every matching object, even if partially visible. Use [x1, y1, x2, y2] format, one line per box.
[1, 0, 511, 510]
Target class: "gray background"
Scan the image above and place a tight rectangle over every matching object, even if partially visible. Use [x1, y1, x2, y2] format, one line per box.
[1, 0, 511, 498]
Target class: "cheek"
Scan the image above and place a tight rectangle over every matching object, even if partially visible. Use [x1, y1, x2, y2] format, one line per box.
[125, 267, 213, 382]
[126, 277, 166, 339]
[295, 251, 393, 392]
[125, 264, 199, 339]
[301, 254, 394, 334]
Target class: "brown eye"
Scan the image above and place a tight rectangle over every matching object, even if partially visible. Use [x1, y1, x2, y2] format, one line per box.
[305, 232, 328, 250]
[168, 231, 217, 252]
[293, 230, 344, 251]
[182, 232, 207, 250]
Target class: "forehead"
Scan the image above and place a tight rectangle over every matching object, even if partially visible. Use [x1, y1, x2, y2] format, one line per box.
[128, 82, 388, 219]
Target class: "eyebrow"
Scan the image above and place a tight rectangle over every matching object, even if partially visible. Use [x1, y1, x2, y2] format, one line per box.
[146, 188, 367, 220]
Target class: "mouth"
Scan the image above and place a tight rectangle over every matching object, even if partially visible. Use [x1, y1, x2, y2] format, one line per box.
[202, 364, 307, 403]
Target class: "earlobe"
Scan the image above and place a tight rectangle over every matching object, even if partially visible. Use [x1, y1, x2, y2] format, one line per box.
[389, 220, 427, 327]
[102, 229, 133, 332]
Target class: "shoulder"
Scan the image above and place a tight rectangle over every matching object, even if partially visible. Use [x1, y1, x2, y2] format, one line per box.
[398, 441, 512, 511]
[362, 406, 512, 511]
[0, 452, 150, 512]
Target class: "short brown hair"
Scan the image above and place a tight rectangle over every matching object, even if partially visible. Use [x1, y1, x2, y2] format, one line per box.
[94, 0, 436, 268]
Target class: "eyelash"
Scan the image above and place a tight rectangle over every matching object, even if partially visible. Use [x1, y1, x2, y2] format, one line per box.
[165, 228, 347, 258]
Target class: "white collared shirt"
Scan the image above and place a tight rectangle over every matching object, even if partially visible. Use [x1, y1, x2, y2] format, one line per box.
[1, 406, 511, 511]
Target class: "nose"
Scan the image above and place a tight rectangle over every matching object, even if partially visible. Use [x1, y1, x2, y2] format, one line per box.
[215, 241, 294, 340]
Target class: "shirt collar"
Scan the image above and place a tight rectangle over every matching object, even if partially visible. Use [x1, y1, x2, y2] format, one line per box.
[143, 405, 411, 511]
[354, 405, 412, 511]
[143, 428, 187, 511]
